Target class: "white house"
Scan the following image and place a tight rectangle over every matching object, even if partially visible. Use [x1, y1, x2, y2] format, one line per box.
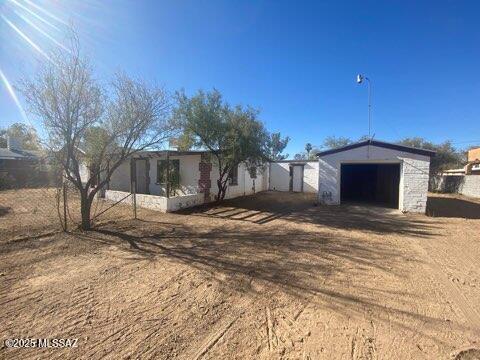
[315, 140, 435, 213]
[102, 140, 434, 214]
[104, 150, 268, 212]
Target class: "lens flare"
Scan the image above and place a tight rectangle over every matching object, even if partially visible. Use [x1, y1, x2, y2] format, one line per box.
[8, 0, 60, 31]
[0, 68, 29, 123]
[1, 14, 53, 62]
[21, 0, 68, 26]
[14, 10, 69, 52]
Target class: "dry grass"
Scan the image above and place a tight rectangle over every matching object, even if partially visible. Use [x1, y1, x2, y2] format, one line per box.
[1, 191, 479, 359]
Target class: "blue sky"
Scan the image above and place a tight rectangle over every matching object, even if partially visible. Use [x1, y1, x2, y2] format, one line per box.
[1, 0, 480, 155]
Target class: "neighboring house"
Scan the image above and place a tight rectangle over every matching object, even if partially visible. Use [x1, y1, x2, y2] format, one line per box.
[0, 136, 49, 188]
[436, 146, 480, 198]
[316, 140, 435, 213]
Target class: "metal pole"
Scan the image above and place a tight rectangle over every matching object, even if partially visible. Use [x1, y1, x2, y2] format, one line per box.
[133, 181, 137, 219]
[366, 77, 372, 139]
[63, 181, 67, 231]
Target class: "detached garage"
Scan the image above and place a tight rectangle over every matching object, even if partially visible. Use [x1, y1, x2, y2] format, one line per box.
[317, 140, 435, 213]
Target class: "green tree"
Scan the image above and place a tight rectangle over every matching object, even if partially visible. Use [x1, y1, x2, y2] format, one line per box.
[397, 137, 464, 178]
[322, 136, 353, 149]
[305, 143, 312, 158]
[294, 144, 320, 160]
[173, 89, 269, 202]
[19, 38, 172, 230]
[268, 132, 290, 160]
[0, 123, 41, 150]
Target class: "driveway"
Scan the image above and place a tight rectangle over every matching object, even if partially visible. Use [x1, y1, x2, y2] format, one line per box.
[1, 191, 479, 359]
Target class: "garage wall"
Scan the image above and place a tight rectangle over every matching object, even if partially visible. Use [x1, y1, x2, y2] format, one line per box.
[268, 161, 319, 193]
[318, 145, 430, 213]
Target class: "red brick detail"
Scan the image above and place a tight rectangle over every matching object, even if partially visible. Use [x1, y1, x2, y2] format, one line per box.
[198, 160, 212, 202]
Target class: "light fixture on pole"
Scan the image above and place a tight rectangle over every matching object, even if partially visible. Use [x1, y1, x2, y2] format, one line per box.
[356, 74, 372, 139]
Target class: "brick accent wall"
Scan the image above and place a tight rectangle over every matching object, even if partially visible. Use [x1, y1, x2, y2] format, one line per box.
[198, 155, 212, 202]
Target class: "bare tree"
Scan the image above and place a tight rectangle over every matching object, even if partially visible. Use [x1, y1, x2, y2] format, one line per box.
[19, 36, 172, 230]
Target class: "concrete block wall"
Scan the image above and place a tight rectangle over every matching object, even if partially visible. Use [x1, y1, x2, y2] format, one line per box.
[460, 175, 480, 198]
[401, 158, 430, 212]
[437, 175, 480, 198]
[104, 190, 204, 212]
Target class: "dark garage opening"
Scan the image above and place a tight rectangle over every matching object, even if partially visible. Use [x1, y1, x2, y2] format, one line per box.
[341, 163, 400, 208]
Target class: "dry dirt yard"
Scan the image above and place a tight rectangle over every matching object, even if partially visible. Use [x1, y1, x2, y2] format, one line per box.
[1, 191, 480, 359]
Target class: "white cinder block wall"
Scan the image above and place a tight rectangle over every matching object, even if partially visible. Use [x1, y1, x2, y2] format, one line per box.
[318, 145, 431, 213]
[268, 161, 319, 193]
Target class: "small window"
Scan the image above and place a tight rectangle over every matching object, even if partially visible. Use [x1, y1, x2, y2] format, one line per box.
[228, 165, 238, 185]
[157, 159, 180, 187]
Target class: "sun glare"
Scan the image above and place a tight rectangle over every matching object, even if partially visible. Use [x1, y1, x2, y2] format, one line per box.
[0, 68, 29, 123]
[8, 0, 60, 31]
[1, 14, 52, 62]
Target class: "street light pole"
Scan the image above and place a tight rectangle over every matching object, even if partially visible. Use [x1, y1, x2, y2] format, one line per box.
[356, 74, 372, 139]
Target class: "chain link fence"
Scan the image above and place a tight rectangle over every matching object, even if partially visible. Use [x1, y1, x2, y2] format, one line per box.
[0, 161, 138, 241]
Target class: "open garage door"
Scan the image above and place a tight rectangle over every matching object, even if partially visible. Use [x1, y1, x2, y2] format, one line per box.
[340, 163, 400, 208]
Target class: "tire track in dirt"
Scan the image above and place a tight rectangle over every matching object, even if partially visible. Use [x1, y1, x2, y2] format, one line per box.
[412, 240, 480, 330]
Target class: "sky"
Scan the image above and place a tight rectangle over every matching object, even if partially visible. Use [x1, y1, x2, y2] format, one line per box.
[1, 0, 480, 156]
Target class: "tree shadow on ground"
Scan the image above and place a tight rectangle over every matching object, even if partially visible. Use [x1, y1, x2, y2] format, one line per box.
[0, 206, 11, 217]
[87, 217, 467, 344]
[426, 196, 480, 219]
[179, 191, 437, 237]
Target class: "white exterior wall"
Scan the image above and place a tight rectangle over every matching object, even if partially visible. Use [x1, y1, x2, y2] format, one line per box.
[109, 161, 131, 192]
[318, 145, 430, 213]
[210, 162, 267, 200]
[108, 154, 268, 209]
[268, 161, 319, 193]
[104, 190, 203, 212]
[148, 154, 201, 195]
[458, 175, 480, 198]
[108, 154, 202, 196]
[303, 162, 319, 192]
[269, 162, 290, 191]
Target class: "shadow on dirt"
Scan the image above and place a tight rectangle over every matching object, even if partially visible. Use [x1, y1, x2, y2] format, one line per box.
[427, 196, 480, 219]
[87, 215, 454, 343]
[180, 191, 436, 236]
[0, 206, 11, 217]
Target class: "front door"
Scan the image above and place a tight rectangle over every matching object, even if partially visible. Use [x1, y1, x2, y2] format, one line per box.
[292, 165, 303, 192]
[135, 159, 148, 194]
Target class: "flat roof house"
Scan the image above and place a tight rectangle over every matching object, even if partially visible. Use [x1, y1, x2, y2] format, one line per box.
[104, 150, 268, 212]
[316, 140, 435, 213]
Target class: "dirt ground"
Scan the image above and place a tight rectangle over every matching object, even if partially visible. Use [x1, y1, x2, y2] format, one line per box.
[1, 191, 480, 359]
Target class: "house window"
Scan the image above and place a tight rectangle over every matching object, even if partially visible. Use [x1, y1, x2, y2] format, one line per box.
[157, 159, 180, 187]
[229, 165, 238, 185]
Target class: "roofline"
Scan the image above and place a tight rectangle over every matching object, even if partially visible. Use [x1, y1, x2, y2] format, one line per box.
[272, 159, 318, 163]
[132, 150, 209, 157]
[316, 139, 436, 157]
